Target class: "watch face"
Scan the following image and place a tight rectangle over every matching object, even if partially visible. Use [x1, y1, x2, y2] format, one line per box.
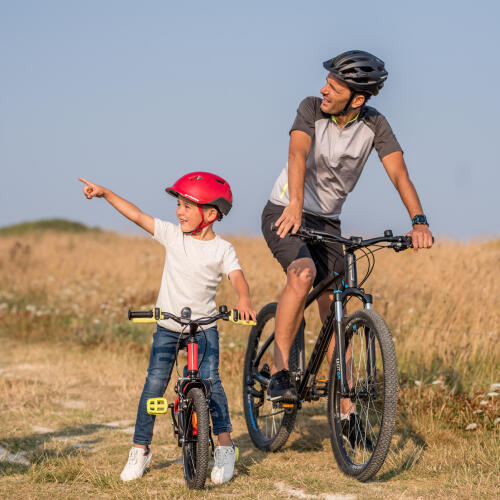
[412, 215, 428, 225]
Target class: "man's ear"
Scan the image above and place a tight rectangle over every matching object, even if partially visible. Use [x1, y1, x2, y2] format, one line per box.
[352, 94, 366, 109]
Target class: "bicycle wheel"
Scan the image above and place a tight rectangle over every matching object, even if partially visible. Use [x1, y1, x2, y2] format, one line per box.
[327, 309, 398, 481]
[182, 387, 210, 489]
[243, 302, 304, 451]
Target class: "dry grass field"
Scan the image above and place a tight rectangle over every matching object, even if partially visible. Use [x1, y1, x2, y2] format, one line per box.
[0, 230, 499, 499]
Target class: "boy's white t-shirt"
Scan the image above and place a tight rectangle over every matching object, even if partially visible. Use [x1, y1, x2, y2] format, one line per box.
[153, 218, 242, 332]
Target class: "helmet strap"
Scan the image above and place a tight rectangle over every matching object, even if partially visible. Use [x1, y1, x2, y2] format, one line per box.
[333, 90, 357, 117]
[187, 205, 217, 235]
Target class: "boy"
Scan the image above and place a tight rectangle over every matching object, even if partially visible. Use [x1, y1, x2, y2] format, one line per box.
[78, 172, 256, 484]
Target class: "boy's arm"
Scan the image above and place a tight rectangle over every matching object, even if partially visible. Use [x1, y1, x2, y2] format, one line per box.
[78, 177, 155, 235]
[227, 269, 256, 322]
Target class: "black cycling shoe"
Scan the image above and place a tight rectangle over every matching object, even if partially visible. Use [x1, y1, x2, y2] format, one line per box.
[341, 413, 374, 451]
[267, 369, 298, 402]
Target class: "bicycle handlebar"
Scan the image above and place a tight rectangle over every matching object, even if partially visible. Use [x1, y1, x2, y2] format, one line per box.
[128, 306, 256, 327]
[272, 224, 433, 251]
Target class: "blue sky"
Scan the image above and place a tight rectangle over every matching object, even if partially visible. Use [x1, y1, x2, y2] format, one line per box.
[1, 1, 499, 239]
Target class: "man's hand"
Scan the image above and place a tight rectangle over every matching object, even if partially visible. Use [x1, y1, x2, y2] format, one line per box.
[275, 202, 302, 239]
[78, 177, 106, 199]
[407, 225, 433, 252]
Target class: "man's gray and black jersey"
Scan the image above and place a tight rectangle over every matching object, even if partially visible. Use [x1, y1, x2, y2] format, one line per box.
[269, 96, 403, 219]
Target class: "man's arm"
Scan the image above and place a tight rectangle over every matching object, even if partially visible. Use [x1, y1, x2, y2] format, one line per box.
[275, 130, 312, 238]
[78, 178, 155, 235]
[380, 152, 433, 250]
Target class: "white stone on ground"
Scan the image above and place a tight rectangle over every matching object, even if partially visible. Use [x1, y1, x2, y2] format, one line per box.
[102, 420, 134, 428]
[275, 481, 357, 499]
[0, 446, 30, 466]
[62, 400, 86, 409]
[119, 426, 135, 434]
[32, 425, 55, 433]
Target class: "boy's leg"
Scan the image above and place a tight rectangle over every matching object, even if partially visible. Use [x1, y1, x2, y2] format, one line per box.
[133, 325, 179, 446]
[121, 325, 178, 481]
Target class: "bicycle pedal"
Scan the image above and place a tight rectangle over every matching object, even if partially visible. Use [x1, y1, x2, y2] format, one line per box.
[147, 397, 168, 415]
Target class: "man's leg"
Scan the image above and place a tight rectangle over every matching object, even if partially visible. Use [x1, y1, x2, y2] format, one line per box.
[273, 257, 316, 374]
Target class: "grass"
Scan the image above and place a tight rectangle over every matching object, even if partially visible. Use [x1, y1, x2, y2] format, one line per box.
[0, 218, 100, 236]
[0, 231, 498, 498]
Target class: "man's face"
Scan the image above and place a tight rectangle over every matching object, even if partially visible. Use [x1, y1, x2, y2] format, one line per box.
[320, 74, 354, 115]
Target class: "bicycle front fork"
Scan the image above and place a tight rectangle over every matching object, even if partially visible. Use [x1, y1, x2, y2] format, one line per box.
[333, 290, 373, 395]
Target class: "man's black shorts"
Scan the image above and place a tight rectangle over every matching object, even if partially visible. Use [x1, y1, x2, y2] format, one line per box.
[261, 201, 344, 288]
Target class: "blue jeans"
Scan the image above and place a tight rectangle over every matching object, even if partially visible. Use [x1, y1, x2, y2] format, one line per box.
[133, 325, 232, 446]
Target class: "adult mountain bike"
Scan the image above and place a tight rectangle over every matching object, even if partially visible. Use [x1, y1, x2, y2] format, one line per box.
[129, 305, 255, 489]
[243, 227, 419, 481]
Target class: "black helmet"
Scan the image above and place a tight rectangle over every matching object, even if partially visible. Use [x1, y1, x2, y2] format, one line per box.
[323, 50, 388, 96]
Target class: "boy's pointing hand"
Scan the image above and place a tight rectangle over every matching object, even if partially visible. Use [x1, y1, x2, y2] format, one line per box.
[78, 177, 106, 199]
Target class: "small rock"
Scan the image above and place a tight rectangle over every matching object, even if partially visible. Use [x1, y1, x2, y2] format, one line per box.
[473, 409, 484, 414]
[32, 425, 54, 433]
[119, 426, 135, 434]
[494, 417, 500, 425]
[479, 400, 488, 406]
[486, 392, 498, 397]
[465, 423, 478, 431]
[62, 400, 86, 409]
[414, 380, 422, 386]
[490, 383, 500, 391]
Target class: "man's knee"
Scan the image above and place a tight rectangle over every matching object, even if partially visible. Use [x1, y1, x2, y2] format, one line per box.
[286, 258, 316, 295]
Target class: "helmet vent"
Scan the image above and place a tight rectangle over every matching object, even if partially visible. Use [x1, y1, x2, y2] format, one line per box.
[215, 178, 226, 185]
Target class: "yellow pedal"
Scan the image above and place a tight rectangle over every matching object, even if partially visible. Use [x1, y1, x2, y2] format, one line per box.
[147, 397, 168, 415]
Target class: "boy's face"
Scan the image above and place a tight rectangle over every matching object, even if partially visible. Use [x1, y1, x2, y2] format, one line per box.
[176, 196, 203, 232]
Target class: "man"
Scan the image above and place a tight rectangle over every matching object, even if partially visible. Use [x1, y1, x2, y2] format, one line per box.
[262, 50, 433, 402]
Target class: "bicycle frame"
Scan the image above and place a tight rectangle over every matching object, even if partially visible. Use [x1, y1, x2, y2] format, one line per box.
[294, 246, 374, 402]
[172, 324, 213, 448]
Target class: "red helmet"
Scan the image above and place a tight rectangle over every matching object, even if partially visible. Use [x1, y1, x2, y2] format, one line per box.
[166, 171, 233, 216]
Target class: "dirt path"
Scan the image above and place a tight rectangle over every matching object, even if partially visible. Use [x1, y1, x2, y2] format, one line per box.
[0, 338, 498, 499]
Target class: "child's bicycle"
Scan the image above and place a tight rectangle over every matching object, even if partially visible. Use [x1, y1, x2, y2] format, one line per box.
[243, 226, 428, 481]
[129, 305, 255, 490]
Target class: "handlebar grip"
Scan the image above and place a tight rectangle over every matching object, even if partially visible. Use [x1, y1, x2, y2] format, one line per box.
[228, 309, 257, 326]
[128, 310, 154, 319]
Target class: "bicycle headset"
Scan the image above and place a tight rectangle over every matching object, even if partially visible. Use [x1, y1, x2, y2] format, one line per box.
[166, 172, 233, 234]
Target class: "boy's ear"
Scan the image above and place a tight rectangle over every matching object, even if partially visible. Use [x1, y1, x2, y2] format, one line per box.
[204, 206, 219, 223]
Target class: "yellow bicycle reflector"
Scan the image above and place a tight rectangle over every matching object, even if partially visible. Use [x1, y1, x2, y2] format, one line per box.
[235, 446, 239, 462]
[147, 398, 168, 415]
[282, 403, 295, 409]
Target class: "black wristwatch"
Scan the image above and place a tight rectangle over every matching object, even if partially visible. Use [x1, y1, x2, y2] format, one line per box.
[411, 214, 429, 226]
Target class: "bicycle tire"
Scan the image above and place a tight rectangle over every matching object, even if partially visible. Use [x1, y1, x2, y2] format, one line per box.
[327, 309, 398, 481]
[182, 387, 210, 489]
[243, 302, 304, 451]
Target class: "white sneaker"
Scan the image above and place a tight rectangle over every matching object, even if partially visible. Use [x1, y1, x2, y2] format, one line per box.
[211, 445, 238, 485]
[120, 446, 152, 481]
